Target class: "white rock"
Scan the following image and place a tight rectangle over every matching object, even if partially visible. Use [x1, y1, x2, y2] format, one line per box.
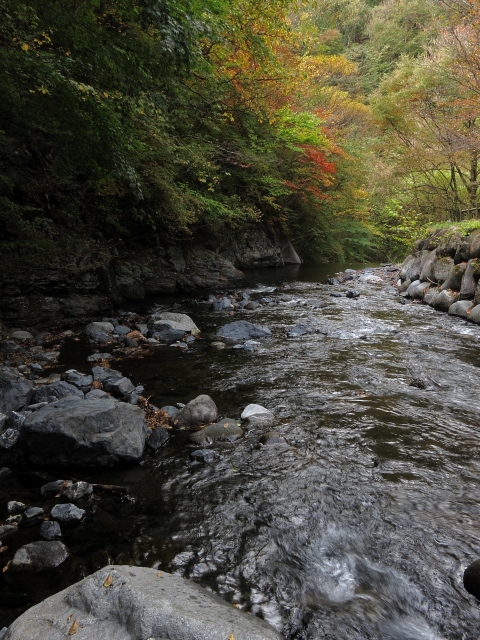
[84, 322, 114, 337]
[241, 404, 273, 419]
[150, 312, 200, 336]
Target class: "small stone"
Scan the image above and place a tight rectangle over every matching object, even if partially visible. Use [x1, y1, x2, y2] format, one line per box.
[65, 370, 93, 391]
[84, 322, 114, 337]
[175, 395, 218, 428]
[50, 503, 85, 523]
[91, 366, 122, 382]
[40, 520, 62, 541]
[245, 301, 260, 310]
[346, 290, 360, 299]
[210, 341, 227, 350]
[87, 353, 112, 362]
[114, 325, 132, 336]
[23, 507, 44, 520]
[160, 406, 179, 420]
[0, 428, 21, 449]
[85, 389, 109, 399]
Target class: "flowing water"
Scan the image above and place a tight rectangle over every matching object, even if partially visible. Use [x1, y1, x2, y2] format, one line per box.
[2, 263, 480, 638]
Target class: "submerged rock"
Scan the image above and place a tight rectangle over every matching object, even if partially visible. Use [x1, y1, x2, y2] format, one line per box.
[146, 427, 169, 451]
[190, 418, 243, 444]
[216, 320, 271, 344]
[3, 565, 281, 639]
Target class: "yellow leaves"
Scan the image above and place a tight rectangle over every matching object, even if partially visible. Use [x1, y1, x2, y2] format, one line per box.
[228, 635, 236, 640]
[21, 43, 29, 52]
[68, 619, 79, 635]
[157, 572, 163, 577]
[2, 560, 11, 572]
[103, 574, 113, 588]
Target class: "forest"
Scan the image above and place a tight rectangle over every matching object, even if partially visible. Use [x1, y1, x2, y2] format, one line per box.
[1, 0, 479, 262]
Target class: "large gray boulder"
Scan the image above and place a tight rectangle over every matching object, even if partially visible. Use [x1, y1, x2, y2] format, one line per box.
[175, 395, 218, 428]
[216, 320, 272, 344]
[419, 250, 437, 282]
[4, 565, 281, 640]
[0, 367, 34, 414]
[22, 396, 147, 467]
[430, 257, 454, 284]
[467, 304, 480, 325]
[434, 289, 458, 312]
[459, 260, 479, 299]
[440, 262, 467, 292]
[448, 300, 474, 318]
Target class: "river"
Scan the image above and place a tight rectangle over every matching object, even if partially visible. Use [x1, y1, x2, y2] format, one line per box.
[2, 263, 480, 639]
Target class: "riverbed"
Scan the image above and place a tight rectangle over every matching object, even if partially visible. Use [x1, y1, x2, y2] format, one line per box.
[2, 263, 480, 639]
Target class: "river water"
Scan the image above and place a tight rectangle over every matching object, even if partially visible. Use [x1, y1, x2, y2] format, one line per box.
[2, 263, 480, 638]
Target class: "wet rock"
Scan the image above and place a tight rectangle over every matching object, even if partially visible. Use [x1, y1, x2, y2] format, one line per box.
[34, 381, 83, 404]
[0, 525, 19, 544]
[190, 419, 244, 444]
[106, 376, 135, 397]
[39, 521, 62, 541]
[23, 396, 147, 467]
[23, 507, 44, 521]
[241, 404, 275, 427]
[346, 290, 360, 299]
[4, 565, 281, 640]
[63, 482, 93, 502]
[440, 262, 467, 292]
[11, 541, 69, 572]
[113, 325, 131, 336]
[330, 292, 346, 298]
[0, 413, 6, 431]
[326, 277, 340, 285]
[0, 367, 34, 414]
[210, 341, 227, 349]
[149, 312, 200, 336]
[50, 503, 85, 523]
[41, 480, 71, 496]
[0, 341, 19, 354]
[305, 298, 324, 308]
[286, 323, 313, 338]
[0, 427, 21, 450]
[464, 559, 480, 598]
[398, 279, 411, 293]
[175, 395, 218, 428]
[7, 501, 26, 514]
[216, 320, 271, 344]
[151, 328, 186, 344]
[419, 249, 437, 281]
[190, 449, 218, 463]
[146, 427, 169, 451]
[260, 431, 286, 445]
[448, 300, 474, 319]
[260, 297, 274, 304]
[245, 301, 260, 310]
[434, 289, 458, 312]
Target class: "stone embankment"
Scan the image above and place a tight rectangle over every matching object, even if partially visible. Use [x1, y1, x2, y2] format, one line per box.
[398, 227, 480, 321]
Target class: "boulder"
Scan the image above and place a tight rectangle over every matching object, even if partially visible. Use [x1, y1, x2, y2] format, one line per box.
[34, 381, 83, 404]
[419, 250, 437, 281]
[436, 232, 462, 258]
[448, 301, 474, 319]
[405, 254, 422, 281]
[459, 260, 479, 299]
[91, 366, 122, 382]
[398, 279, 411, 293]
[455, 229, 480, 263]
[467, 304, 480, 325]
[0, 367, 34, 414]
[406, 280, 421, 297]
[189, 418, 244, 444]
[175, 395, 217, 429]
[475, 279, 480, 305]
[150, 328, 186, 344]
[22, 396, 147, 467]
[241, 404, 275, 427]
[63, 481, 93, 502]
[440, 262, 467, 292]
[434, 290, 458, 312]
[65, 370, 93, 391]
[149, 312, 200, 336]
[216, 320, 271, 344]
[346, 290, 360, 298]
[11, 541, 69, 572]
[3, 565, 281, 640]
[399, 255, 415, 281]
[423, 288, 439, 307]
[10, 331, 33, 340]
[412, 282, 430, 299]
[469, 232, 480, 259]
[430, 257, 454, 284]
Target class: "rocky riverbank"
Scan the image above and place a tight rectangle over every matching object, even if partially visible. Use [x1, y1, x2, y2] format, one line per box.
[0, 227, 301, 328]
[397, 226, 480, 320]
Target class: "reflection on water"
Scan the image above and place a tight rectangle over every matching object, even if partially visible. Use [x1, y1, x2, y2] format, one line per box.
[3, 263, 480, 638]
